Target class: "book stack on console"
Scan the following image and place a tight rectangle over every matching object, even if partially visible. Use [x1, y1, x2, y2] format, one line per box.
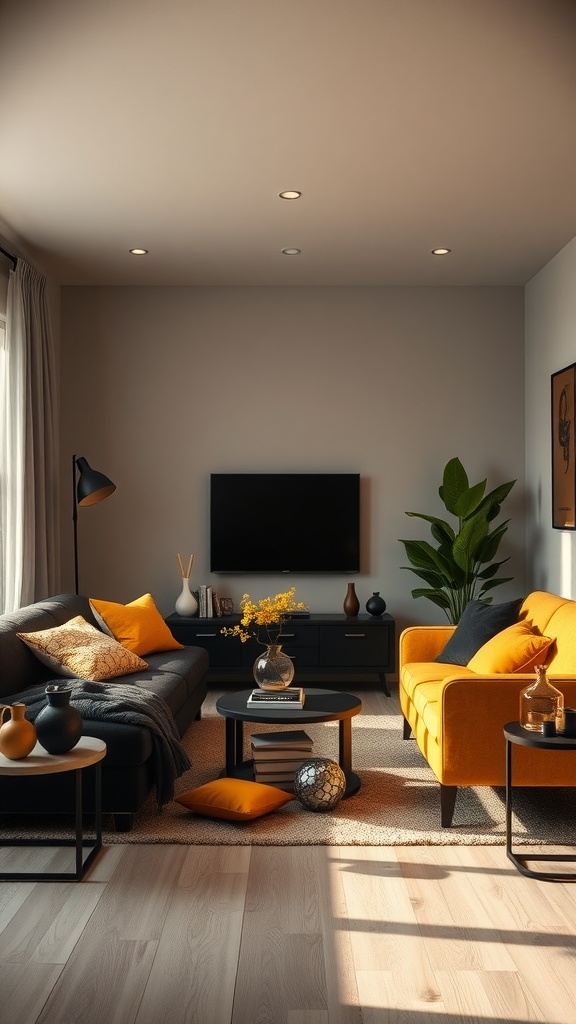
[251, 729, 314, 790]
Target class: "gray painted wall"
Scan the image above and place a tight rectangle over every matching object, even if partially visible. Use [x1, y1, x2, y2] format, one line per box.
[525, 236, 576, 598]
[60, 285, 526, 637]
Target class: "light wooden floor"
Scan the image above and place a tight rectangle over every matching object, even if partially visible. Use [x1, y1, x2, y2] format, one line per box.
[2, 841, 576, 1023]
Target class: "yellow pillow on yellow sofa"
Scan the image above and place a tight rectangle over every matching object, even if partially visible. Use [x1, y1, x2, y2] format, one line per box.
[174, 778, 293, 820]
[467, 620, 554, 674]
[17, 615, 148, 680]
[89, 593, 184, 656]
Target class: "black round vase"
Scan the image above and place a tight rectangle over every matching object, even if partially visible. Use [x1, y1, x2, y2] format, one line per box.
[366, 591, 386, 616]
[35, 684, 83, 754]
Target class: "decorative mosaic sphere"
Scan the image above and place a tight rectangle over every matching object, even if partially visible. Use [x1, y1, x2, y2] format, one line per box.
[293, 758, 346, 812]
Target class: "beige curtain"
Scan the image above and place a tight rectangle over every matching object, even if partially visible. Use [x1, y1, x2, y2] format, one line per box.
[0, 261, 58, 612]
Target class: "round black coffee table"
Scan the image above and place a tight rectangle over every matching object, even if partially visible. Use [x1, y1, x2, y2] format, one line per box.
[216, 688, 362, 797]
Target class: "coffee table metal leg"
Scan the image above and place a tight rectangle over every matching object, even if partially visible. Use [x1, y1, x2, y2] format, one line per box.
[339, 719, 352, 774]
[225, 716, 236, 775]
[235, 719, 244, 767]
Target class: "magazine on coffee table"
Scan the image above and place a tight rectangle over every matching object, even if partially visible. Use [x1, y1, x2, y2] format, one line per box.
[247, 687, 305, 709]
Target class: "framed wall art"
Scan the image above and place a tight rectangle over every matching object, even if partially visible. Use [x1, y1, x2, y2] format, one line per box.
[551, 362, 576, 529]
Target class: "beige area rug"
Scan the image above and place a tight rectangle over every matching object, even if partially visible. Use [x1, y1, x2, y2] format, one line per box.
[4, 686, 576, 846]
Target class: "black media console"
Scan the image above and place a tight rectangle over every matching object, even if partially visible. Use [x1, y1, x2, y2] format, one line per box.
[165, 612, 395, 695]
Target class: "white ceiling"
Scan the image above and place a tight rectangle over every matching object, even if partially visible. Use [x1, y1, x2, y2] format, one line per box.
[1, 0, 575, 287]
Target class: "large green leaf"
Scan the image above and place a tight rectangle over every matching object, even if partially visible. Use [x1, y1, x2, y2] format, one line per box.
[454, 480, 486, 520]
[440, 458, 469, 514]
[400, 565, 445, 588]
[452, 516, 489, 571]
[478, 576, 513, 593]
[477, 557, 509, 580]
[411, 588, 452, 611]
[476, 481, 516, 521]
[404, 512, 455, 544]
[476, 521, 510, 564]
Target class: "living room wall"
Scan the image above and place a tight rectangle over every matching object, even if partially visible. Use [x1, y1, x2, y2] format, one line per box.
[525, 235, 576, 599]
[59, 285, 526, 635]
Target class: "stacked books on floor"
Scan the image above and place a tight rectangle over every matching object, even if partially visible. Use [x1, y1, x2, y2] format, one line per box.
[247, 687, 305, 709]
[251, 729, 314, 790]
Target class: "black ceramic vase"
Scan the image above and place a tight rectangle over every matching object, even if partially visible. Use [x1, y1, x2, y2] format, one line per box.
[35, 684, 83, 754]
[366, 591, 386, 616]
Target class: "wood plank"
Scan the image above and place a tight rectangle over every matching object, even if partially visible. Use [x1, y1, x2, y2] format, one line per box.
[340, 846, 442, 1013]
[134, 846, 250, 1024]
[232, 846, 360, 1024]
[37, 936, 159, 1024]
[0, 881, 78, 964]
[0, 880, 36, 934]
[0, 962, 64, 1024]
[33, 845, 187, 1024]
[435, 970, 545, 1020]
[398, 845, 517, 971]
[31, 884, 105, 964]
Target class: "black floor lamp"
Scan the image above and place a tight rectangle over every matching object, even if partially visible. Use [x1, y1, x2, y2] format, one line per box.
[72, 455, 116, 594]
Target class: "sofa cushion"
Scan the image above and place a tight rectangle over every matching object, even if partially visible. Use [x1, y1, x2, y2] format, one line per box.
[89, 593, 184, 656]
[541, 602, 576, 672]
[435, 598, 523, 665]
[16, 616, 148, 681]
[401, 661, 476, 740]
[467, 621, 555, 674]
[175, 778, 293, 820]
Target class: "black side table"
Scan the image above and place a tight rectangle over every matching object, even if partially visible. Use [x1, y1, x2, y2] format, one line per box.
[504, 722, 576, 881]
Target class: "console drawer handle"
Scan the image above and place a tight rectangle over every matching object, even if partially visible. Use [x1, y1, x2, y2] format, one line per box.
[278, 633, 295, 639]
[345, 633, 366, 638]
[196, 632, 218, 637]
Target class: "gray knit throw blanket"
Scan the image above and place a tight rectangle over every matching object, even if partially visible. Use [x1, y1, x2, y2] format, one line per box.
[13, 679, 192, 807]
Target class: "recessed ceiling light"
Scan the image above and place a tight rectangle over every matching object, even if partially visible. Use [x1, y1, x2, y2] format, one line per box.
[282, 248, 301, 255]
[279, 191, 302, 200]
[432, 248, 451, 256]
[129, 248, 148, 255]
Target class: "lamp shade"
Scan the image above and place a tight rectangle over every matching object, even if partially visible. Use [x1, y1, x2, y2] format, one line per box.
[75, 456, 116, 507]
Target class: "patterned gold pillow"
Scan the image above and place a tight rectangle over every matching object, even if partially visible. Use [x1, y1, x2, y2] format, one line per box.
[17, 615, 148, 681]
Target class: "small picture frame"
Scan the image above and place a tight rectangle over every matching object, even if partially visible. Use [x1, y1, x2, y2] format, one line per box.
[219, 597, 235, 616]
[551, 362, 576, 529]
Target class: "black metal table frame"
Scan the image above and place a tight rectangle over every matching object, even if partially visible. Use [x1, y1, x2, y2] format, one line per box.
[505, 722, 576, 882]
[217, 689, 362, 797]
[0, 761, 103, 882]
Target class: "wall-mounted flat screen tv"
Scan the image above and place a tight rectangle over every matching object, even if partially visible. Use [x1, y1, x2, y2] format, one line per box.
[210, 473, 360, 573]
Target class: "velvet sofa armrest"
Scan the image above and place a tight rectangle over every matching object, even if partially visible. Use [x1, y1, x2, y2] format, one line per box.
[399, 625, 457, 667]
[437, 672, 576, 784]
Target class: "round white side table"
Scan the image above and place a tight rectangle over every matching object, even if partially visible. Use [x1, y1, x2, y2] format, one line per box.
[0, 736, 106, 882]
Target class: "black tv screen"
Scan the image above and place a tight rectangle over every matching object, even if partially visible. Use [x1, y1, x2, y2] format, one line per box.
[210, 473, 360, 573]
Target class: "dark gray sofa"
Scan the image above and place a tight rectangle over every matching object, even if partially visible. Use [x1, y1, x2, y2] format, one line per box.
[0, 594, 209, 830]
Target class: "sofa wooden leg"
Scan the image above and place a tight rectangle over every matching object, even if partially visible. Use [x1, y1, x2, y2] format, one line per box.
[113, 813, 133, 832]
[440, 785, 458, 827]
[402, 716, 412, 739]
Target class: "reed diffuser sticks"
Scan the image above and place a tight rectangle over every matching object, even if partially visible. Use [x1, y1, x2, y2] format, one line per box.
[176, 552, 194, 579]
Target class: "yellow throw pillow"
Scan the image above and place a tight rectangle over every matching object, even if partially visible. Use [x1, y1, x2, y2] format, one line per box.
[174, 778, 293, 821]
[467, 620, 554, 674]
[17, 615, 148, 681]
[89, 593, 184, 656]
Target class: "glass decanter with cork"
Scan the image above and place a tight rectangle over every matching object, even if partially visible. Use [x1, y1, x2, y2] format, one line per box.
[519, 664, 564, 733]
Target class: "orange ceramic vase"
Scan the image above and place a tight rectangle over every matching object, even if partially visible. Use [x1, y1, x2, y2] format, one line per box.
[0, 703, 37, 759]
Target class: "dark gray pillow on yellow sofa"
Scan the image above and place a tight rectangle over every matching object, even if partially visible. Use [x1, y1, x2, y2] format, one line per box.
[434, 597, 523, 666]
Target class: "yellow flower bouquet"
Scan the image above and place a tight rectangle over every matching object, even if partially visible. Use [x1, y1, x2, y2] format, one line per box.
[221, 587, 308, 646]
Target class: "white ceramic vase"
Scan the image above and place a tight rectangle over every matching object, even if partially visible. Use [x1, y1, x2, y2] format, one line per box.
[175, 577, 198, 616]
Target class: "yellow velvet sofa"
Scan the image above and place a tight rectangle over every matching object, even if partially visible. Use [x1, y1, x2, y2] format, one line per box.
[399, 591, 576, 826]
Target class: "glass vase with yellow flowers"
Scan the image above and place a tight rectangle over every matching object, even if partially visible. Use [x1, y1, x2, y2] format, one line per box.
[221, 587, 308, 690]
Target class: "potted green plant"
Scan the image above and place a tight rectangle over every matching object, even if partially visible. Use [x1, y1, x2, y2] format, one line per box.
[399, 457, 516, 624]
